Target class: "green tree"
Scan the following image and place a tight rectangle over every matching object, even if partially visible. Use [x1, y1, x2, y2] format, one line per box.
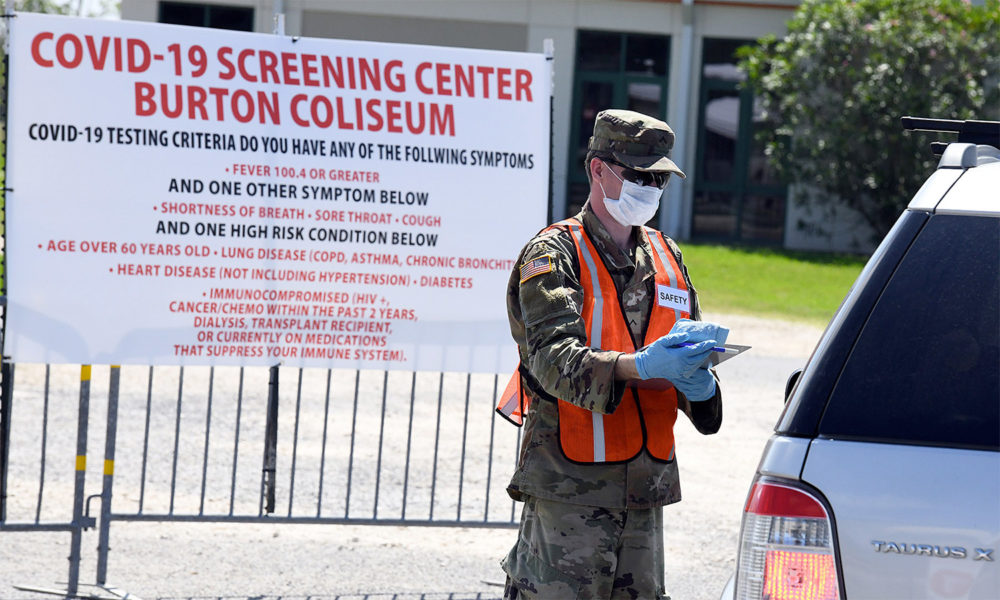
[16, 0, 72, 14]
[739, 0, 1000, 241]
[4, 0, 119, 17]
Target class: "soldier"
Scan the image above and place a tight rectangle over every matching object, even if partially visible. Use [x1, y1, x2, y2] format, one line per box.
[498, 109, 728, 599]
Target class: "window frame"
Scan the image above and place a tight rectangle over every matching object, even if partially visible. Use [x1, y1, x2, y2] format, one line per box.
[565, 30, 671, 220]
[692, 37, 787, 245]
[157, 1, 255, 32]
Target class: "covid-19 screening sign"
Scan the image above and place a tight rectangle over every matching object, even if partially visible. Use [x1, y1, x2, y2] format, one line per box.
[4, 13, 551, 371]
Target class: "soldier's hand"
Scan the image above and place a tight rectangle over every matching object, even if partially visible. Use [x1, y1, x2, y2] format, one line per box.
[673, 367, 717, 402]
[634, 332, 715, 381]
[671, 318, 730, 345]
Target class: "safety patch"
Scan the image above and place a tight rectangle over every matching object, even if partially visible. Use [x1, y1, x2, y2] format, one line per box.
[519, 255, 553, 283]
[656, 284, 690, 312]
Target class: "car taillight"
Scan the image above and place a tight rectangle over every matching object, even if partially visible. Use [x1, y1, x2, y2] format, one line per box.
[735, 480, 840, 600]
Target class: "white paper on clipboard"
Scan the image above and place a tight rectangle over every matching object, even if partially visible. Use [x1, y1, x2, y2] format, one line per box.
[706, 343, 752, 367]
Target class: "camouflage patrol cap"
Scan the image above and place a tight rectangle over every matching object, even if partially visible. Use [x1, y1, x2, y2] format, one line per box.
[588, 109, 686, 178]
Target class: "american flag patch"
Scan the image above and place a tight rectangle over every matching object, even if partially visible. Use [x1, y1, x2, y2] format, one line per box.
[519, 255, 553, 283]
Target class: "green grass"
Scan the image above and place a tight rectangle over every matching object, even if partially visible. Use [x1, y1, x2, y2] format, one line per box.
[680, 243, 869, 326]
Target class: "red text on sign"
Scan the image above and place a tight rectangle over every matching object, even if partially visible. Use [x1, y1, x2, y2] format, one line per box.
[31, 32, 151, 72]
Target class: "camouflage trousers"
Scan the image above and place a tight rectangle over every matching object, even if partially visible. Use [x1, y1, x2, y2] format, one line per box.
[501, 496, 668, 600]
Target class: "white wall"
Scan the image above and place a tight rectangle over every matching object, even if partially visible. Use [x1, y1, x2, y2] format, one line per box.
[783, 185, 879, 253]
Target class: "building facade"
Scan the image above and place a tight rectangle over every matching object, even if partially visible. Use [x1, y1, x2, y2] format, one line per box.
[120, 0, 873, 251]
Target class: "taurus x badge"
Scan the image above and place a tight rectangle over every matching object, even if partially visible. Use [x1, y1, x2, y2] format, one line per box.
[873, 541, 995, 561]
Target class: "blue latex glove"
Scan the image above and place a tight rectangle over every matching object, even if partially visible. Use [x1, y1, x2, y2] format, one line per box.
[671, 318, 730, 346]
[634, 332, 716, 381]
[674, 367, 717, 402]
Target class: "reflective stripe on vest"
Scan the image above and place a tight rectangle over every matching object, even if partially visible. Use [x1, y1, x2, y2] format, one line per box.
[496, 219, 692, 464]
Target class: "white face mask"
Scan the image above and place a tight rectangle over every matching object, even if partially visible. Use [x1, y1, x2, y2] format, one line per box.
[599, 163, 664, 226]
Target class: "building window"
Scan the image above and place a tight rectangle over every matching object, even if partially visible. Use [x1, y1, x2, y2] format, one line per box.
[566, 30, 670, 219]
[158, 2, 254, 32]
[692, 38, 786, 244]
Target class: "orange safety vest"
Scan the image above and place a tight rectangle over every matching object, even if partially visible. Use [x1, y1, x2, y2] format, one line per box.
[497, 218, 692, 464]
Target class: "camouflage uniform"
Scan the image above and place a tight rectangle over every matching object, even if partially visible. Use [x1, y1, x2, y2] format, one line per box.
[502, 496, 665, 599]
[500, 203, 723, 598]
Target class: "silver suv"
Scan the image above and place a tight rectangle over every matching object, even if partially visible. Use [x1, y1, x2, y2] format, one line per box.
[722, 118, 1000, 600]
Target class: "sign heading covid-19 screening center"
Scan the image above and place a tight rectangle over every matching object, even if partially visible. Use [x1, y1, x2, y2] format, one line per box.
[3, 12, 551, 372]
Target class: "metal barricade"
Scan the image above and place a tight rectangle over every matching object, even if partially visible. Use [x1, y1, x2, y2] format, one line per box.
[0, 362, 521, 597]
[0, 364, 99, 597]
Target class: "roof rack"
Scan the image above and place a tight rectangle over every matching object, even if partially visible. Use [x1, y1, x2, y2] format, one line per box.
[901, 116, 1000, 156]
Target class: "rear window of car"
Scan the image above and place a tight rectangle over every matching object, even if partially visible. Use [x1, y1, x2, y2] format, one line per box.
[819, 214, 999, 450]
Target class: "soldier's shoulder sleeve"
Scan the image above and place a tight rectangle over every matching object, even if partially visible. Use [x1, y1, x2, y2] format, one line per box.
[515, 228, 581, 329]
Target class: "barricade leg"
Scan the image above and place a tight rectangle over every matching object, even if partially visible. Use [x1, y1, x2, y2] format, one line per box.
[67, 365, 93, 596]
[96, 366, 120, 585]
[260, 365, 279, 515]
[0, 361, 13, 522]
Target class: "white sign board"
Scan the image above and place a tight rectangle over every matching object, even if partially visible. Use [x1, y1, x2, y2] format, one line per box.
[5, 13, 550, 372]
